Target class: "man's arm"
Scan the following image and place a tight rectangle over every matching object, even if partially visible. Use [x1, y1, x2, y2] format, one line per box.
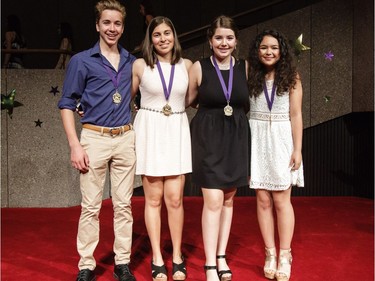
[60, 109, 89, 173]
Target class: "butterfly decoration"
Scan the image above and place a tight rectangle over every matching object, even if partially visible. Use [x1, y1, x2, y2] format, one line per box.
[1, 89, 23, 118]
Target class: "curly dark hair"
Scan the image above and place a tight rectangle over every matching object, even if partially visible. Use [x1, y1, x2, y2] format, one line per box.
[248, 29, 298, 98]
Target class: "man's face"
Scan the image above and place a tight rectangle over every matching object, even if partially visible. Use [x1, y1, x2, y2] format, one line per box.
[96, 9, 124, 47]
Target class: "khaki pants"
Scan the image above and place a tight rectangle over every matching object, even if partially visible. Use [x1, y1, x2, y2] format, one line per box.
[77, 128, 136, 270]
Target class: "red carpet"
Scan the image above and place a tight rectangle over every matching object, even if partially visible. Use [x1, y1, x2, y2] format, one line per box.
[1, 196, 374, 281]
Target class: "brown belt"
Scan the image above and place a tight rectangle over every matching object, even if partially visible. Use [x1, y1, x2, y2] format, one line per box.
[82, 124, 132, 136]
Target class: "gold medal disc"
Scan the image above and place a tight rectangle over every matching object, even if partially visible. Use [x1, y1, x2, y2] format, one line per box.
[162, 104, 172, 116]
[112, 92, 122, 104]
[224, 104, 233, 116]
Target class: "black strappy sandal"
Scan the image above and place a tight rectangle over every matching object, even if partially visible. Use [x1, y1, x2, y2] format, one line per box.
[217, 255, 232, 281]
[172, 256, 187, 280]
[204, 265, 218, 279]
[151, 261, 167, 281]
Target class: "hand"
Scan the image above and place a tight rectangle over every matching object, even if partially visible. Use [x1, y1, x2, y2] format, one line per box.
[70, 144, 89, 173]
[289, 151, 302, 170]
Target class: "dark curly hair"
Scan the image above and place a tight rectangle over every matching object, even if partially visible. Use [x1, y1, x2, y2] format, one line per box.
[248, 29, 298, 98]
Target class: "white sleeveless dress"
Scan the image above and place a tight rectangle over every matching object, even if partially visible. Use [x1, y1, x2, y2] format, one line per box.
[249, 80, 304, 190]
[134, 59, 192, 176]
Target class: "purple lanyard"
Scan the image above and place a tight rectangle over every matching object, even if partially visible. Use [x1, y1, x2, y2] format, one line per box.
[212, 56, 233, 102]
[263, 81, 277, 111]
[102, 63, 125, 90]
[156, 61, 175, 101]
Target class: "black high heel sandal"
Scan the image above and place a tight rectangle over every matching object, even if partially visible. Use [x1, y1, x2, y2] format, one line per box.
[151, 261, 167, 281]
[217, 255, 232, 281]
[172, 256, 187, 280]
[204, 265, 218, 280]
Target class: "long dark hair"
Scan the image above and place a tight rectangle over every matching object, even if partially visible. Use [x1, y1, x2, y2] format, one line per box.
[6, 14, 26, 47]
[142, 16, 182, 68]
[248, 29, 297, 98]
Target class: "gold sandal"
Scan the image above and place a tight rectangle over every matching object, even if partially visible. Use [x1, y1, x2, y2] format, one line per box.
[264, 247, 277, 279]
[275, 249, 292, 281]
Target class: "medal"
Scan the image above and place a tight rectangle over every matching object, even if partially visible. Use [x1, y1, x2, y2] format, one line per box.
[212, 56, 234, 116]
[112, 91, 122, 104]
[156, 61, 175, 117]
[224, 102, 233, 116]
[162, 104, 172, 116]
[102, 62, 126, 105]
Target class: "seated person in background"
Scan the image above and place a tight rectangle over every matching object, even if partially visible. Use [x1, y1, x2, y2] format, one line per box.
[55, 22, 73, 69]
[2, 14, 26, 69]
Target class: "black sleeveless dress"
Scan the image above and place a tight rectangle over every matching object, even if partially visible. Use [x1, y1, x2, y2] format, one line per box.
[190, 57, 250, 189]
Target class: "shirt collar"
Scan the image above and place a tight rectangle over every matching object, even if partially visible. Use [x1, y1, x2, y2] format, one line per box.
[89, 41, 130, 59]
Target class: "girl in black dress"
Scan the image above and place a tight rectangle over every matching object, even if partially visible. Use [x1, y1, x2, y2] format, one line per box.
[186, 15, 250, 281]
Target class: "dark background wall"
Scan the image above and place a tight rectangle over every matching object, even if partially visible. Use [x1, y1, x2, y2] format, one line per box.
[1, 0, 260, 68]
[1, 0, 318, 68]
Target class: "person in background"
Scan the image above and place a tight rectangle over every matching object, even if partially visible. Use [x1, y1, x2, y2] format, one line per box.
[140, 0, 155, 31]
[58, 1, 137, 280]
[133, 0, 155, 53]
[55, 22, 73, 69]
[2, 14, 26, 69]
[132, 16, 192, 281]
[133, 0, 155, 108]
[186, 15, 250, 281]
[247, 29, 304, 281]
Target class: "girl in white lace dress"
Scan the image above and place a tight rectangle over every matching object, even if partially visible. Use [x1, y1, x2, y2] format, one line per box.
[248, 30, 304, 281]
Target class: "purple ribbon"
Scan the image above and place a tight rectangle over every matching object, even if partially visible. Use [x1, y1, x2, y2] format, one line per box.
[156, 61, 175, 101]
[212, 56, 233, 102]
[103, 63, 126, 90]
[263, 81, 276, 111]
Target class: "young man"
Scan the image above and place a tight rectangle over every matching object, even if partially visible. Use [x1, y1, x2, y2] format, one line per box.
[58, 1, 136, 280]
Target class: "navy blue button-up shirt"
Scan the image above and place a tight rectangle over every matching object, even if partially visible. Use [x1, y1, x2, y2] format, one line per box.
[58, 42, 135, 127]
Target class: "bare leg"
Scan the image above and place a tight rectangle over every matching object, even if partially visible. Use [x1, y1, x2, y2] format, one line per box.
[217, 188, 236, 279]
[273, 187, 294, 280]
[256, 189, 277, 279]
[164, 175, 186, 279]
[202, 188, 222, 281]
[256, 189, 276, 248]
[142, 175, 167, 279]
[272, 188, 294, 250]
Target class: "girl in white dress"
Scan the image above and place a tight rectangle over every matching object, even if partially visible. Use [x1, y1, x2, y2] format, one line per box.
[132, 16, 192, 281]
[248, 30, 304, 281]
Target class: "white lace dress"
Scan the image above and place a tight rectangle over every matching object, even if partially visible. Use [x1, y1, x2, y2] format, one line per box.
[133, 59, 192, 176]
[249, 80, 304, 190]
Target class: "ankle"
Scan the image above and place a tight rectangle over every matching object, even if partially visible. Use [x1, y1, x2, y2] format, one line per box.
[173, 253, 184, 264]
[265, 247, 277, 256]
[279, 248, 292, 257]
[205, 266, 219, 281]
